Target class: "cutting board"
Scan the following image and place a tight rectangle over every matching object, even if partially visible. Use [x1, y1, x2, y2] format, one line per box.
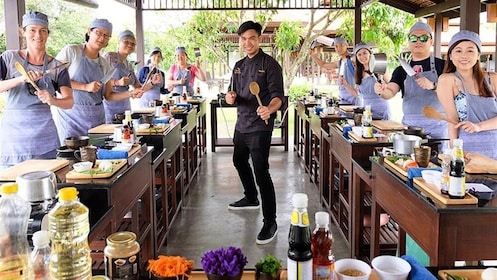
[0, 159, 69, 181]
[384, 158, 437, 181]
[372, 120, 405, 131]
[438, 269, 483, 280]
[465, 153, 497, 174]
[339, 105, 355, 112]
[66, 159, 127, 179]
[413, 178, 478, 205]
[88, 124, 169, 135]
[132, 108, 154, 114]
[348, 131, 377, 142]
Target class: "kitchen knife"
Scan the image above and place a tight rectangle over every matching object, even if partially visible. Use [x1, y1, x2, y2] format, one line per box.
[14, 61, 42, 92]
[398, 57, 419, 78]
[100, 68, 117, 84]
[44, 62, 69, 74]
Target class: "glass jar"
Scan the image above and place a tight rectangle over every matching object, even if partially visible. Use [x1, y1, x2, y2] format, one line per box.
[104, 231, 140, 280]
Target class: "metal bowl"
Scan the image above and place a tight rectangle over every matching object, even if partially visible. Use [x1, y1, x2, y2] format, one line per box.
[65, 136, 90, 150]
[16, 170, 57, 203]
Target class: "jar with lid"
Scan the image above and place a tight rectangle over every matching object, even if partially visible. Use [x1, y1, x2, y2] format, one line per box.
[104, 231, 140, 280]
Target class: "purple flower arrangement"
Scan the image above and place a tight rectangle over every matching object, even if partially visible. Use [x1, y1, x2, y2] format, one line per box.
[200, 246, 248, 277]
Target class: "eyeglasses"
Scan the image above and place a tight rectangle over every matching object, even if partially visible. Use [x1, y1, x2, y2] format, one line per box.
[409, 34, 430, 43]
[92, 29, 111, 40]
[122, 40, 136, 46]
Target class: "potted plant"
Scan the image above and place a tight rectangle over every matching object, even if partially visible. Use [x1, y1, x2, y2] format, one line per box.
[200, 246, 248, 280]
[147, 255, 194, 280]
[255, 254, 282, 280]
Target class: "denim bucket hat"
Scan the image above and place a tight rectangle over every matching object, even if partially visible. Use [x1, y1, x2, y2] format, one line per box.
[448, 30, 482, 52]
[22, 11, 49, 28]
[90, 18, 113, 34]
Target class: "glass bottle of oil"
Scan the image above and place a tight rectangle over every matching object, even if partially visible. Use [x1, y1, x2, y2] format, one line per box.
[0, 183, 32, 280]
[48, 187, 92, 280]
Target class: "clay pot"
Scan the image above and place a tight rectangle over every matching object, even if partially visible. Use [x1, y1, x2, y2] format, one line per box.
[255, 269, 281, 280]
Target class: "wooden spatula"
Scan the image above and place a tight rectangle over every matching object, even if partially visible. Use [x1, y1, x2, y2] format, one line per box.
[249, 81, 268, 125]
[422, 106, 457, 125]
[15, 61, 41, 92]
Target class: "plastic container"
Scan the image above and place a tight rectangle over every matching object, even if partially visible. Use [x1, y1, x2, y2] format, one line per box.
[31, 230, 51, 280]
[104, 231, 140, 279]
[312, 212, 334, 280]
[0, 182, 33, 279]
[287, 193, 312, 280]
[48, 187, 92, 280]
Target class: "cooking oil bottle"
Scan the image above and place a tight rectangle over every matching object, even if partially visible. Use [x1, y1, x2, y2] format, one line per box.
[0, 183, 32, 279]
[48, 187, 92, 279]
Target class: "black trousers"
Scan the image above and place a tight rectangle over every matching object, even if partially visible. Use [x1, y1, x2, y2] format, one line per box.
[232, 130, 277, 223]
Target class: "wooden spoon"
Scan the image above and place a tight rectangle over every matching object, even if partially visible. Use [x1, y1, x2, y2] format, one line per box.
[15, 61, 41, 92]
[422, 106, 457, 125]
[249, 81, 268, 125]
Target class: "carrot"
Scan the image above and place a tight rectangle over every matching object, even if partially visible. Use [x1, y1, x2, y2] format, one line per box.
[148, 255, 194, 278]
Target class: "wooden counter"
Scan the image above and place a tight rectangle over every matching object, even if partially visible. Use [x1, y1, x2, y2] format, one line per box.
[370, 159, 497, 266]
[293, 99, 316, 172]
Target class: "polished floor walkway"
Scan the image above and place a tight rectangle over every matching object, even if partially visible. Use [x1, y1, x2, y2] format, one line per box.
[163, 144, 350, 269]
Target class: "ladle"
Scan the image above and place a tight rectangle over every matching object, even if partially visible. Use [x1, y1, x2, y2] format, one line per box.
[422, 106, 457, 125]
[249, 81, 268, 125]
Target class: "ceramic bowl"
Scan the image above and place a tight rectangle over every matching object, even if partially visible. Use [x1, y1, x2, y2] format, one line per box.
[371, 255, 411, 280]
[139, 123, 151, 130]
[73, 161, 93, 172]
[335, 258, 372, 280]
[421, 170, 442, 187]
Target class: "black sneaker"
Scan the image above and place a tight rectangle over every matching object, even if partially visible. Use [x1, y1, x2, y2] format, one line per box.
[228, 197, 260, 210]
[256, 222, 278, 245]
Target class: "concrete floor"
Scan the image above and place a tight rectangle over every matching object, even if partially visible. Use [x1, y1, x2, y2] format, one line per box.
[163, 146, 350, 269]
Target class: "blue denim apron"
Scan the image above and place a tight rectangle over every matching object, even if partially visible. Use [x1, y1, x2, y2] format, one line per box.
[139, 67, 165, 108]
[103, 52, 134, 123]
[357, 75, 391, 120]
[338, 58, 356, 104]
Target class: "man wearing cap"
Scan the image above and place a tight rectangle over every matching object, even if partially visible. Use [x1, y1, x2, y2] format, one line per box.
[137, 47, 167, 108]
[167, 46, 206, 95]
[437, 30, 497, 159]
[352, 42, 391, 120]
[310, 37, 356, 104]
[103, 30, 148, 123]
[374, 21, 446, 139]
[55, 18, 143, 142]
[224, 20, 284, 245]
[0, 11, 73, 166]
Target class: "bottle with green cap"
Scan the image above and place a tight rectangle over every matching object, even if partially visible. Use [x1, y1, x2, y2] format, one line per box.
[0, 182, 33, 279]
[48, 187, 92, 279]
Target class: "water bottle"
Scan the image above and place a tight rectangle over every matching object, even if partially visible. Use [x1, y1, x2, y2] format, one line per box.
[0, 183, 32, 279]
[48, 187, 92, 279]
[31, 230, 51, 280]
[312, 212, 334, 280]
[287, 193, 312, 280]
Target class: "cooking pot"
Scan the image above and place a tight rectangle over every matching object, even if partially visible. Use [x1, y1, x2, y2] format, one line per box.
[16, 170, 57, 203]
[392, 134, 422, 155]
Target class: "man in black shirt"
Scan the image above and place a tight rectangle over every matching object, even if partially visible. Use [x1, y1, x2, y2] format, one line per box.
[225, 21, 284, 245]
[374, 22, 447, 138]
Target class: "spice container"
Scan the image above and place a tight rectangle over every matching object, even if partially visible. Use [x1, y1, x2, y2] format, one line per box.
[104, 231, 140, 280]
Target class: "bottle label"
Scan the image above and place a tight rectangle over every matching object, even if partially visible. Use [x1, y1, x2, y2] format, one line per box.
[314, 264, 333, 280]
[105, 253, 140, 280]
[362, 126, 373, 138]
[448, 176, 466, 197]
[287, 258, 313, 280]
[291, 210, 309, 226]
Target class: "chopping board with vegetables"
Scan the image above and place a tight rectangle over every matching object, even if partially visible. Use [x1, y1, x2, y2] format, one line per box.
[0, 159, 69, 181]
[438, 269, 483, 280]
[413, 178, 478, 205]
[383, 156, 436, 180]
[372, 120, 405, 131]
[66, 159, 127, 179]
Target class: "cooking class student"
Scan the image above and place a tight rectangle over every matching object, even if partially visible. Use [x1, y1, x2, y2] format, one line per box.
[137, 47, 167, 108]
[0, 11, 73, 167]
[103, 30, 149, 123]
[437, 30, 497, 159]
[374, 21, 447, 139]
[55, 18, 142, 142]
[166, 46, 206, 96]
[310, 36, 356, 104]
[350, 42, 391, 120]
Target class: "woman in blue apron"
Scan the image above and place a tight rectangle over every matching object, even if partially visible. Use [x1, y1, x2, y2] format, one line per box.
[55, 19, 140, 143]
[353, 42, 391, 120]
[167, 46, 206, 96]
[137, 47, 166, 108]
[103, 30, 146, 123]
[437, 30, 497, 159]
[0, 11, 73, 167]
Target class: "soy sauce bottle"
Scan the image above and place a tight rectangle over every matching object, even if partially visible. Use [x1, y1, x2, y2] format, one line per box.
[448, 139, 465, 199]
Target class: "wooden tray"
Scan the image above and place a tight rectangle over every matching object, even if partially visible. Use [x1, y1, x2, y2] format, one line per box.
[438, 269, 483, 280]
[372, 120, 405, 131]
[88, 124, 169, 135]
[348, 131, 377, 142]
[383, 158, 438, 180]
[136, 124, 169, 135]
[0, 159, 69, 181]
[66, 159, 127, 179]
[339, 105, 355, 112]
[413, 178, 478, 205]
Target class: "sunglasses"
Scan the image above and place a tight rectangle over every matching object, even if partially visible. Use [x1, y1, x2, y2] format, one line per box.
[409, 34, 431, 43]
